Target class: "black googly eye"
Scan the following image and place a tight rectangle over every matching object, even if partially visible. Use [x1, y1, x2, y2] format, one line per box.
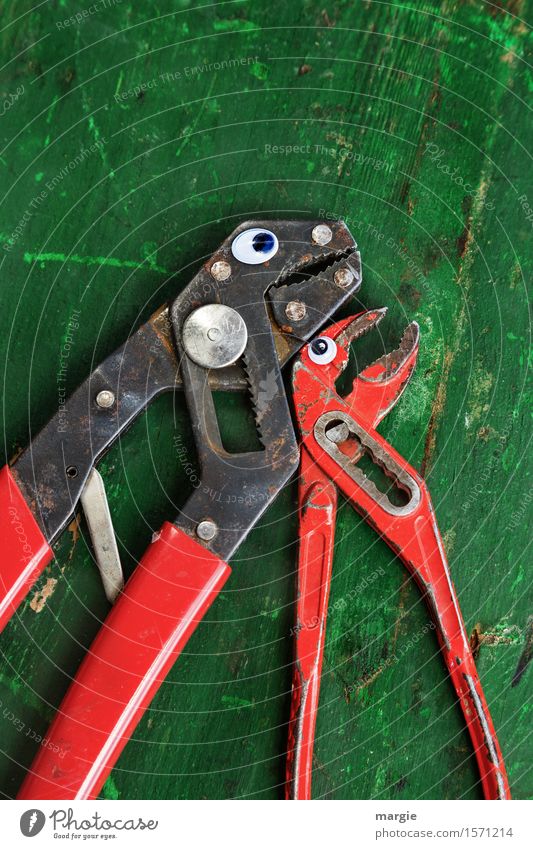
[308, 336, 337, 364]
[231, 228, 279, 264]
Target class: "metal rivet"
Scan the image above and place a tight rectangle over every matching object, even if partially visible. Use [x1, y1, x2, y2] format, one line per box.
[285, 300, 307, 322]
[96, 390, 115, 409]
[311, 224, 332, 246]
[334, 267, 354, 289]
[210, 260, 232, 281]
[197, 520, 217, 541]
[325, 422, 350, 444]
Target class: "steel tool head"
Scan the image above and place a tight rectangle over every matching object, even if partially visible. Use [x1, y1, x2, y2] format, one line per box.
[14, 219, 361, 548]
[169, 219, 362, 558]
[172, 218, 362, 384]
[293, 309, 420, 430]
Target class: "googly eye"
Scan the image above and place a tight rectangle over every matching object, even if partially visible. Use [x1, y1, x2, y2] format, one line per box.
[308, 336, 337, 364]
[231, 228, 279, 264]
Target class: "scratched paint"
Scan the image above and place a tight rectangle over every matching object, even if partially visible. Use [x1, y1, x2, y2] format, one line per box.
[29, 578, 58, 614]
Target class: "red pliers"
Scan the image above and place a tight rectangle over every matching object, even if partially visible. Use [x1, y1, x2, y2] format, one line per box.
[286, 309, 511, 800]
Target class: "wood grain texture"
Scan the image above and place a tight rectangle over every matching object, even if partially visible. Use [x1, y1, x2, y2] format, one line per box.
[0, 0, 530, 800]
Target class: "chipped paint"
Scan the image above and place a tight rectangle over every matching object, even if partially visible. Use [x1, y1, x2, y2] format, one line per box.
[29, 578, 58, 614]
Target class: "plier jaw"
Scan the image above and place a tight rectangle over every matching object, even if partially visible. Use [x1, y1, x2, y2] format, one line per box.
[293, 308, 420, 435]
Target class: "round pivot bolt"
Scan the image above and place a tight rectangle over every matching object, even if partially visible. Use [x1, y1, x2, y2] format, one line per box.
[182, 304, 247, 369]
[196, 520, 217, 541]
[325, 421, 350, 444]
[285, 300, 307, 322]
[311, 224, 333, 246]
[96, 390, 115, 409]
[334, 267, 354, 289]
[210, 260, 231, 281]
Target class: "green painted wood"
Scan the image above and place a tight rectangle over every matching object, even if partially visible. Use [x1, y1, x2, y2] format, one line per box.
[0, 0, 530, 800]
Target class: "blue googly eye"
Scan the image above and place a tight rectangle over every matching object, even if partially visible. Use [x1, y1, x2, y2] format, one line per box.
[231, 228, 279, 264]
[308, 336, 337, 364]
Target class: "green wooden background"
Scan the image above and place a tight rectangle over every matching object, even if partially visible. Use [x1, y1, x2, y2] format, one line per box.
[0, 0, 531, 800]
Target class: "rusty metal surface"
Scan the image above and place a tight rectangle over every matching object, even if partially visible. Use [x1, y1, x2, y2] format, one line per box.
[13, 219, 360, 547]
[168, 219, 361, 560]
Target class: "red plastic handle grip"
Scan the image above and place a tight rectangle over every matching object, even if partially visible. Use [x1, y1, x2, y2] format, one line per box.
[286, 448, 337, 800]
[0, 464, 53, 632]
[18, 522, 231, 800]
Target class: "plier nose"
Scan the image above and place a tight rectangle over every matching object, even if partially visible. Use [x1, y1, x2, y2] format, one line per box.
[295, 307, 420, 428]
